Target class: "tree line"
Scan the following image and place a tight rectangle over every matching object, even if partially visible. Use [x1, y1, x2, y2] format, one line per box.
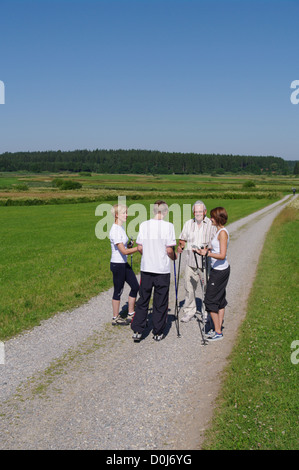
[0, 149, 296, 175]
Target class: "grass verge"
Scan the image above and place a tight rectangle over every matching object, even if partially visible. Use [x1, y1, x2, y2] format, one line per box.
[202, 200, 299, 450]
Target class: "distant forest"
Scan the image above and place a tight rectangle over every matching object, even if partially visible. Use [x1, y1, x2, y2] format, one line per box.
[0, 149, 297, 175]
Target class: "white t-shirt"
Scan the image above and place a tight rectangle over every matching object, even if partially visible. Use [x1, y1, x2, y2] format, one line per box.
[210, 228, 229, 270]
[109, 223, 128, 263]
[136, 219, 176, 274]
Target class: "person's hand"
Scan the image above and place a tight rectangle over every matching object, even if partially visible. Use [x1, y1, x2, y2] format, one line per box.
[127, 239, 134, 248]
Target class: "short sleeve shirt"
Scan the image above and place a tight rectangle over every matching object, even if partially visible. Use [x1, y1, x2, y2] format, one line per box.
[137, 219, 176, 274]
[109, 223, 128, 263]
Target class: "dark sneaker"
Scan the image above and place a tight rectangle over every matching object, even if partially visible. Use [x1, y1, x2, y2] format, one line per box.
[153, 333, 165, 342]
[208, 332, 223, 342]
[132, 332, 142, 342]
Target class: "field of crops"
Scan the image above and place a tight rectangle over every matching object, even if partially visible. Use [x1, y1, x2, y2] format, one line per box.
[0, 172, 296, 205]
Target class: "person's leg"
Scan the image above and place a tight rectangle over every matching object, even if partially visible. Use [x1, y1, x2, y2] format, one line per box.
[210, 311, 222, 334]
[110, 262, 126, 319]
[128, 296, 136, 315]
[131, 272, 153, 334]
[125, 263, 140, 315]
[181, 265, 197, 321]
[112, 299, 120, 317]
[205, 268, 230, 340]
[152, 273, 170, 336]
[218, 308, 225, 332]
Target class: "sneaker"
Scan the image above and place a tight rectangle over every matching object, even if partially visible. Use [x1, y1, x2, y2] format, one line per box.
[208, 332, 223, 342]
[180, 313, 194, 323]
[132, 332, 142, 342]
[112, 316, 129, 326]
[153, 333, 165, 342]
[206, 329, 215, 339]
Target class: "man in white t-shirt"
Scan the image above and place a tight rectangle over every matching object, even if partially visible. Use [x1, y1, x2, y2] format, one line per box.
[131, 200, 177, 342]
[177, 200, 216, 322]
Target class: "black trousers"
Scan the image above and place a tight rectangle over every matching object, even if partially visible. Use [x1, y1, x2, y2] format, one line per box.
[131, 271, 170, 336]
[110, 262, 139, 301]
[204, 266, 230, 313]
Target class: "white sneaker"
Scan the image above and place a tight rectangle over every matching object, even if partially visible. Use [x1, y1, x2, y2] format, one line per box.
[180, 313, 194, 323]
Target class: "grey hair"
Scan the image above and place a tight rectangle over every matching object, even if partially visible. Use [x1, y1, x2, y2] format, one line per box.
[192, 200, 207, 212]
[153, 200, 168, 215]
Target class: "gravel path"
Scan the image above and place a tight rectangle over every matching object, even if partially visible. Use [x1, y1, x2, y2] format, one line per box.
[0, 195, 293, 450]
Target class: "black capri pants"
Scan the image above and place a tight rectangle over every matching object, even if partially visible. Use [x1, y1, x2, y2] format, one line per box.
[204, 266, 230, 313]
[110, 262, 139, 301]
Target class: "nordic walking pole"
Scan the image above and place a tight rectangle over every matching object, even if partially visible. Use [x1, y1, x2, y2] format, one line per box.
[192, 246, 208, 345]
[192, 245, 200, 271]
[173, 247, 181, 338]
[176, 251, 182, 326]
[201, 246, 210, 345]
[128, 237, 133, 268]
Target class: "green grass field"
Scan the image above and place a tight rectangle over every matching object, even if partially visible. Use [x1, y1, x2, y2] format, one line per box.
[202, 200, 299, 450]
[0, 197, 275, 340]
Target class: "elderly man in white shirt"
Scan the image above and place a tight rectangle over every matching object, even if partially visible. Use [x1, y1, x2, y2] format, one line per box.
[177, 200, 216, 323]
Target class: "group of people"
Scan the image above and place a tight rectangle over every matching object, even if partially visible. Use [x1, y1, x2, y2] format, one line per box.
[109, 199, 230, 343]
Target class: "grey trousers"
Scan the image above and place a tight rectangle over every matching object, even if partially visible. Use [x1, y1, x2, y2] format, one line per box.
[182, 264, 205, 317]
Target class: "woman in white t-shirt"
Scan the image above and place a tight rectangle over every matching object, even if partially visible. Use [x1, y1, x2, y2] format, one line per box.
[197, 207, 230, 341]
[109, 204, 139, 325]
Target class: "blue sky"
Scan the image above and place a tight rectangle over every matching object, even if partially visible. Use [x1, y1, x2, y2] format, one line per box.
[0, 0, 298, 160]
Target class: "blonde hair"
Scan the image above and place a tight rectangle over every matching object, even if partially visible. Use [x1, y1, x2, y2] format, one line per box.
[111, 204, 127, 218]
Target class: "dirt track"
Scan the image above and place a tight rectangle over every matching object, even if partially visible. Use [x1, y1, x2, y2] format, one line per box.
[0, 195, 293, 450]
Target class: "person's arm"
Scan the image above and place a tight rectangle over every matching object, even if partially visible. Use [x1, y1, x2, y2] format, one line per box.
[178, 221, 189, 253]
[198, 231, 228, 260]
[166, 246, 177, 260]
[177, 239, 186, 253]
[116, 242, 138, 256]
